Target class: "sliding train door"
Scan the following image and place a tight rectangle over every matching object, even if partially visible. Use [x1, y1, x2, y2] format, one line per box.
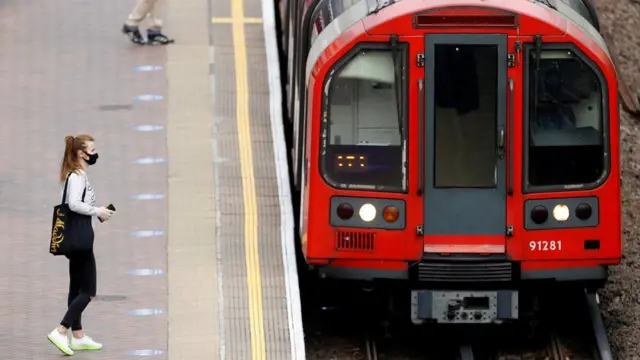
[422, 34, 508, 250]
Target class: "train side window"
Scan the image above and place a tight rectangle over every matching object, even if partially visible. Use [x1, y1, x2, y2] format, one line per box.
[308, 0, 360, 46]
[321, 48, 407, 191]
[526, 49, 605, 187]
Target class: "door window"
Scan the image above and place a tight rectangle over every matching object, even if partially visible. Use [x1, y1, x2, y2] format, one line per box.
[433, 44, 499, 188]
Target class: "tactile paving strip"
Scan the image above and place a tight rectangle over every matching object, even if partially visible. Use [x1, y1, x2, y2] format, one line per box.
[210, 0, 294, 358]
[246, 22, 294, 359]
[211, 19, 253, 360]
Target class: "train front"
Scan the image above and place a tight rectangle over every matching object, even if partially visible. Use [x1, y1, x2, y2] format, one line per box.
[301, 0, 621, 324]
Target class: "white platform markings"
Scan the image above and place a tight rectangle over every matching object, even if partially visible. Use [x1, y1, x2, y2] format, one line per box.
[133, 94, 164, 101]
[209, 44, 227, 360]
[126, 350, 166, 356]
[130, 194, 166, 200]
[261, 0, 307, 358]
[134, 65, 164, 72]
[126, 268, 165, 276]
[131, 230, 165, 237]
[127, 309, 165, 316]
[133, 125, 165, 132]
[132, 157, 166, 165]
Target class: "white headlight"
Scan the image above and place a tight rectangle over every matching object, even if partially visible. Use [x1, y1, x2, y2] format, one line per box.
[552, 204, 570, 222]
[359, 203, 376, 222]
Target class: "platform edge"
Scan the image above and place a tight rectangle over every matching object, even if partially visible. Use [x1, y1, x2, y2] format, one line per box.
[260, 0, 307, 359]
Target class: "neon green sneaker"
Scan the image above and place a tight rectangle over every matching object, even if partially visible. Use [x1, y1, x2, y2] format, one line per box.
[70, 335, 103, 351]
[47, 329, 74, 356]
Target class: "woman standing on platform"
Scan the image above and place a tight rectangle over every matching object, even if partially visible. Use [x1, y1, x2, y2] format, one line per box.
[47, 135, 115, 356]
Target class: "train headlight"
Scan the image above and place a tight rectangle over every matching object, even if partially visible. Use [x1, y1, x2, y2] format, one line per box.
[552, 204, 570, 222]
[359, 203, 376, 222]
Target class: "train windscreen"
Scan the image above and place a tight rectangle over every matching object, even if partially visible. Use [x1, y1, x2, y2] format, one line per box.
[527, 48, 605, 187]
[321, 48, 407, 191]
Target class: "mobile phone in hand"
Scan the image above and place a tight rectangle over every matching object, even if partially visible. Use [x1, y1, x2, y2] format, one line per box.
[99, 204, 116, 222]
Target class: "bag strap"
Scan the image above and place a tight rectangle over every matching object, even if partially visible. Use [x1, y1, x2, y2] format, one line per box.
[61, 172, 72, 204]
[81, 171, 88, 202]
[61, 171, 88, 204]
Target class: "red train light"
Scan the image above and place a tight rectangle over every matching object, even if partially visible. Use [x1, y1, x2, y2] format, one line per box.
[531, 206, 549, 224]
[576, 203, 593, 220]
[413, 7, 518, 28]
[337, 203, 354, 220]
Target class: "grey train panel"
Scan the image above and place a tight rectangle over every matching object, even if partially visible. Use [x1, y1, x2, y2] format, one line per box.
[309, 0, 360, 46]
[524, 197, 599, 230]
[330, 196, 407, 229]
[552, 0, 600, 30]
[534, 0, 609, 56]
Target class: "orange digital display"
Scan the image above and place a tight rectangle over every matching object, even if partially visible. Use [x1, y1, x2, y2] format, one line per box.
[335, 154, 366, 171]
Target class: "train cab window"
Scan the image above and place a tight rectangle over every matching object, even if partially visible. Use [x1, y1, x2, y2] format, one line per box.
[526, 48, 605, 187]
[321, 48, 407, 191]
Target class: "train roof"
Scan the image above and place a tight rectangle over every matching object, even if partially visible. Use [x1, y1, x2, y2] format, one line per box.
[305, 0, 610, 83]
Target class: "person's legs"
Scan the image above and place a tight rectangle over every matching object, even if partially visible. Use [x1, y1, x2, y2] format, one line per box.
[122, 0, 174, 45]
[68, 256, 83, 333]
[146, 0, 174, 45]
[122, 0, 157, 44]
[60, 253, 93, 330]
[47, 254, 85, 356]
[147, 0, 163, 30]
[124, 0, 158, 27]
[69, 252, 102, 351]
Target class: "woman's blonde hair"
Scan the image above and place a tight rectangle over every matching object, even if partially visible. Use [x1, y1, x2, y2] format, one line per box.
[59, 134, 94, 182]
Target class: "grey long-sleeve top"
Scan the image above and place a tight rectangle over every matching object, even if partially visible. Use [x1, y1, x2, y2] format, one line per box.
[61, 170, 98, 228]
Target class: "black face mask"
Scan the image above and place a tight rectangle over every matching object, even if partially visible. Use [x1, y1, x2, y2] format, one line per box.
[84, 152, 99, 166]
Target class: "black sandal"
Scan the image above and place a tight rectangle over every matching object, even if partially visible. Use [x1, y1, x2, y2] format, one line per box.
[147, 29, 175, 45]
[122, 25, 146, 45]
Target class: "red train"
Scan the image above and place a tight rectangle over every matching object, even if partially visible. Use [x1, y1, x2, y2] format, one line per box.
[278, 0, 622, 324]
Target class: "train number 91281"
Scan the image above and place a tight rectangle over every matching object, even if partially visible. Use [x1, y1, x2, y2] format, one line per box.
[529, 240, 563, 252]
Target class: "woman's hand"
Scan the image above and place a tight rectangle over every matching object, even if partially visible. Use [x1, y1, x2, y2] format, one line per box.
[96, 206, 115, 222]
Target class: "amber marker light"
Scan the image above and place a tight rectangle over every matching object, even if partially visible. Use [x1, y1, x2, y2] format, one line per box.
[336, 203, 354, 220]
[382, 205, 399, 222]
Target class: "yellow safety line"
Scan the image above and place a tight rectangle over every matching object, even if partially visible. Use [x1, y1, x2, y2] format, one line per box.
[212, 17, 263, 24]
[230, 0, 266, 359]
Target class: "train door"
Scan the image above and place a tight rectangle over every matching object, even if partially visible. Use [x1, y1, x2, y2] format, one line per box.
[422, 34, 508, 251]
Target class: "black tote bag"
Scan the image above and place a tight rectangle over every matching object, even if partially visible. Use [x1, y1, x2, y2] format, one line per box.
[49, 172, 95, 255]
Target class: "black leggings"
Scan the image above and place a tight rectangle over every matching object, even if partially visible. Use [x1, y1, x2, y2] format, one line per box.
[60, 251, 97, 331]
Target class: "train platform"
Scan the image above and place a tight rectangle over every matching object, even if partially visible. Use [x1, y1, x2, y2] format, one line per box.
[0, 0, 304, 359]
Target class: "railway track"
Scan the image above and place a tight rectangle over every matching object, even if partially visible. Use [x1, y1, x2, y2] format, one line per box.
[359, 321, 449, 360]
[541, 291, 613, 360]
[546, 330, 565, 360]
[493, 290, 613, 360]
[304, 284, 614, 360]
[364, 334, 377, 360]
[545, 292, 613, 360]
